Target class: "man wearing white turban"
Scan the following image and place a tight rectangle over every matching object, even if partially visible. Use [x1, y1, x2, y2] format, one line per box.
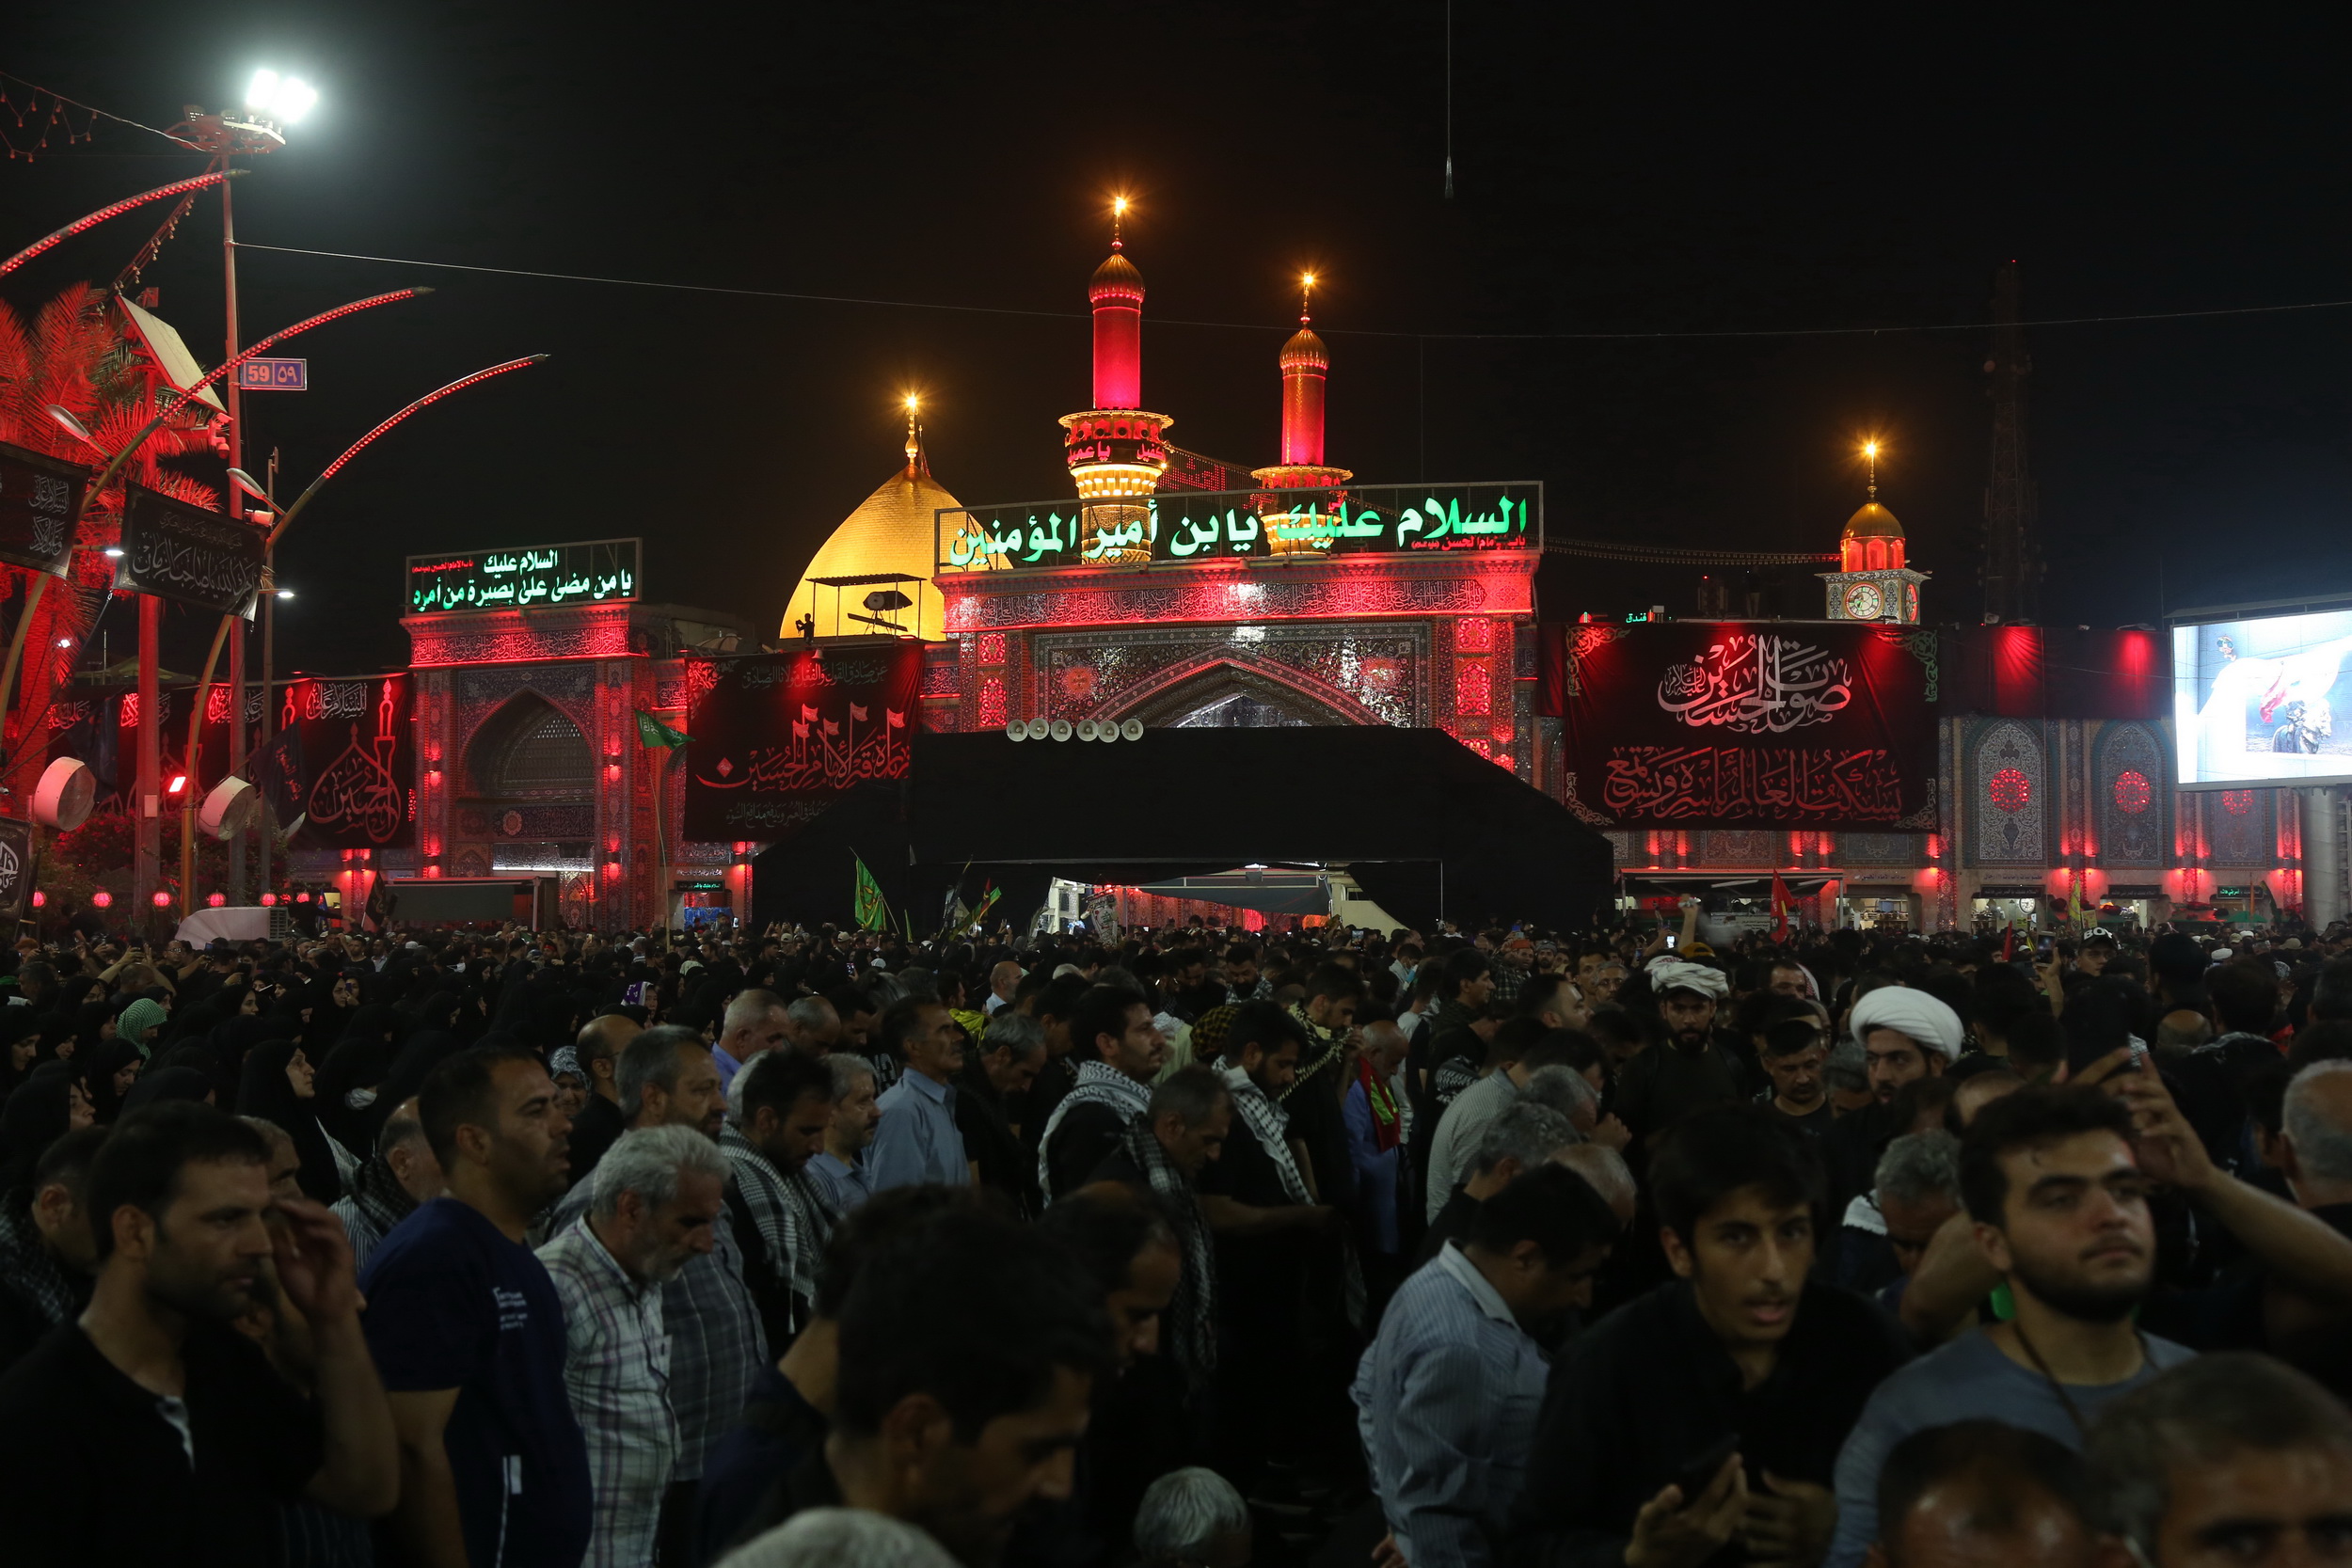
[1848, 987, 1964, 1106]
[1615, 959, 1742, 1148]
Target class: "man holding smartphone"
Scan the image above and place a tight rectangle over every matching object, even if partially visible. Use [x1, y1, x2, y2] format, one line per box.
[1511, 1105, 1908, 1568]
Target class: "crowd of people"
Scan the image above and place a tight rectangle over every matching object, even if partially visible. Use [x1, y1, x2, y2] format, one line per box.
[2, 905, 2352, 1568]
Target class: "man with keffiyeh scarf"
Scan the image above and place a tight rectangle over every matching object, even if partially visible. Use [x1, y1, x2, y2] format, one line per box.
[1082, 1065, 1232, 1402]
[1035, 985, 1166, 1201]
[0, 1125, 103, 1377]
[1198, 1002, 1344, 1493]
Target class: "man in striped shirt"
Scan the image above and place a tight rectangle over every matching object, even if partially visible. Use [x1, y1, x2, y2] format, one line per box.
[539, 1126, 729, 1568]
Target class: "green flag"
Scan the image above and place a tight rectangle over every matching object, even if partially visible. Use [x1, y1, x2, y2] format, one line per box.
[854, 857, 889, 931]
[636, 710, 691, 751]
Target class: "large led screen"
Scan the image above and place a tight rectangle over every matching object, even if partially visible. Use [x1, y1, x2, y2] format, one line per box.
[2174, 609, 2352, 786]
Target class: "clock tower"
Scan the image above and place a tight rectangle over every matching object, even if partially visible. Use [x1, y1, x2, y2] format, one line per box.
[1820, 456, 1927, 623]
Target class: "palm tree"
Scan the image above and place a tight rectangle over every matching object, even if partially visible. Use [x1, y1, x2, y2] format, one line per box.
[0, 282, 223, 776]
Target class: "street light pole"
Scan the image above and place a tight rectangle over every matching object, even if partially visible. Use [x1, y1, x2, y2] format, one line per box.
[222, 159, 248, 905]
[258, 450, 278, 903]
[179, 356, 549, 913]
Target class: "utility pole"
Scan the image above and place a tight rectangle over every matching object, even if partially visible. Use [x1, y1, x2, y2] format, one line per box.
[1980, 261, 2040, 625]
[258, 450, 278, 902]
[223, 169, 248, 905]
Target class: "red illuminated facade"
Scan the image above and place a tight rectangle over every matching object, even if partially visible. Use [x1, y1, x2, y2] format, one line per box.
[932, 236, 1540, 776]
[374, 596, 757, 931]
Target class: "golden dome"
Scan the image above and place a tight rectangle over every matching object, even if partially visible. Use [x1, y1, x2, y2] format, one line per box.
[1279, 325, 1328, 371]
[780, 447, 987, 641]
[1842, 500, 1904, 541]
[1089, 249, 1144, 300]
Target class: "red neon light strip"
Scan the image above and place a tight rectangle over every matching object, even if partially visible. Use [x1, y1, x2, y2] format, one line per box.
[316, 356, 547, 483]
[197, 289, 428, 397]
[0, 171, 236, 277]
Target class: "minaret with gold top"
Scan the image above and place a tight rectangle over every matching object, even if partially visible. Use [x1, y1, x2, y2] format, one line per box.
[1059, 198, 1169, 562]
[1820, 440, 1930, 623]
[1251, 273, 1353, 494]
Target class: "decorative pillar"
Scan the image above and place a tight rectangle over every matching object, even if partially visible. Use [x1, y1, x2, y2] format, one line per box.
[2302, 786, 2344, 929]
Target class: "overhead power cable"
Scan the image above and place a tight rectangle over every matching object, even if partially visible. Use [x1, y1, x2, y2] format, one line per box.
[230, 241, 2352, 344]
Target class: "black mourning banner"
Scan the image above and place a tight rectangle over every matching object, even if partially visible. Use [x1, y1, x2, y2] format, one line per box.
[277, 675, 416, 850]
[684, 644, 922, 840]
[0, 440, 88, 578]
[0, 816, 31, 921]
[118, 483, 268, 617]
[1558, 623, 1938, 831]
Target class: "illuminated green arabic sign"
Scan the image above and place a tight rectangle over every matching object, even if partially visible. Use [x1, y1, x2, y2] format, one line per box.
[936, 481, 1540, 571]
[406, 538, 641, 613]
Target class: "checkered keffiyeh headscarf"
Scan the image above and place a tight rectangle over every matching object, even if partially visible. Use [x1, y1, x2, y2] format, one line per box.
[1117, 1114, 1217, 1386]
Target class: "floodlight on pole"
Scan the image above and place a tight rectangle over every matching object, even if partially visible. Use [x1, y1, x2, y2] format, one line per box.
[226, 467, 271, 503]
[244, 70, 318, 124]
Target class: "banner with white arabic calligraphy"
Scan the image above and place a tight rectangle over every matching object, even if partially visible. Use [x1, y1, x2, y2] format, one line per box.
[0, 440, 87, 578]
[683, 645, 921, 839]
[1557, 623, 1936, 830]
[935, 481, 1540, 571]
[117, 483, 268, 618]
[279, 675, 417, 849]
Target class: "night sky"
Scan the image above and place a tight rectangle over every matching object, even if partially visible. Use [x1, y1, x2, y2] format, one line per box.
[7, 4, 2350, 678]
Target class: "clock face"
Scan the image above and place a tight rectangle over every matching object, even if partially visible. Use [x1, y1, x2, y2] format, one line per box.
[1843, 581, 1885, 620]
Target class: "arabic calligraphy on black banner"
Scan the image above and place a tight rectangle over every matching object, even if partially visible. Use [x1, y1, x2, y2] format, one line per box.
[684, 645, 922, 840]
[1659, 633, 1851, 734]
[1560, 623, 1934, 830]
[118, 483, 267, 616]
[0, 440, 87, 578]
[1602, 746, 1907, 822]
[281, 676, 417, 849]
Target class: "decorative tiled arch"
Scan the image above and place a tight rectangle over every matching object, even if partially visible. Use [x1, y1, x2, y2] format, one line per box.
[1970, 720, 2046, 864]
[2095, 721, 2166, 867]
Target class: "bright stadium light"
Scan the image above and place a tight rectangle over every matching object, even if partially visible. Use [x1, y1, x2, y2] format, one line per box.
[246, 70, 319, 123]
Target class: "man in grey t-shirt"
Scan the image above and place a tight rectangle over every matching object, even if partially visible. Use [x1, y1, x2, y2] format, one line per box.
[1831, 1072, 2352, 1566]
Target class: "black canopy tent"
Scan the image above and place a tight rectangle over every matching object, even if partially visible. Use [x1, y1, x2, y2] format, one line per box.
[749, 727, 1615, 933]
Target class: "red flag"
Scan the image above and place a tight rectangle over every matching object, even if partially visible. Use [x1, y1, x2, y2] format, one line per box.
[1771, 870, 1793, 942]
[2001, 922, 2016, 963]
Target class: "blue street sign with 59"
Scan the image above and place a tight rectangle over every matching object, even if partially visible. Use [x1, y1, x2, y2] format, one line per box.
[236, 358, 309, 390]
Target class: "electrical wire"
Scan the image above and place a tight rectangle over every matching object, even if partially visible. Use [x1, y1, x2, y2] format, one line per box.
[230, 240, 2352, 343]
[0, 70, 197, 155]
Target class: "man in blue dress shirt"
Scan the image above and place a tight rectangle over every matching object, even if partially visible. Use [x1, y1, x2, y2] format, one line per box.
[865, 998, 973, 1192]
[1353, 1164, 1621, 1568]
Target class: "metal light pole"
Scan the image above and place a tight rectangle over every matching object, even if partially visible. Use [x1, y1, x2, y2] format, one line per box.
[257, 450, 278, 903]
[180, 356, 550, 912]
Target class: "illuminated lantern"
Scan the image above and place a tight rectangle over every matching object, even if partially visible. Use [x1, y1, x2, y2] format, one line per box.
[29, 891, 43, 908]
[91, 890, 112, 909]
[207, 893, 227, 907]
[152, 890, 172, 908]
[260, 894, 278, 907]
[295, 892, 311, 903]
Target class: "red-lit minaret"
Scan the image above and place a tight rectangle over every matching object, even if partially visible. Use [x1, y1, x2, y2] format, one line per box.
[1252, 274, 1353, 519]
[1060, 198, 1169, 561]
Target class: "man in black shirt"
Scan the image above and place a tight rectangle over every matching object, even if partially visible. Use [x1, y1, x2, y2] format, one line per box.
[1039, 986, 1166, 1201]
[1199, 1003, 1339, 1489]
[0, 1125, 104, 1377]
[0, 1101, 398, 1566]
[1509, 1103, 1908, 1568]
[957, 1011, 1047, 1216]
[566, 1010, 643, 1186]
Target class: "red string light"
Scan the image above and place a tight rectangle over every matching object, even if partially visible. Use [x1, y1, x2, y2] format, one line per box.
[316, 356, 548, 483]
[0, 170, 237, 276]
